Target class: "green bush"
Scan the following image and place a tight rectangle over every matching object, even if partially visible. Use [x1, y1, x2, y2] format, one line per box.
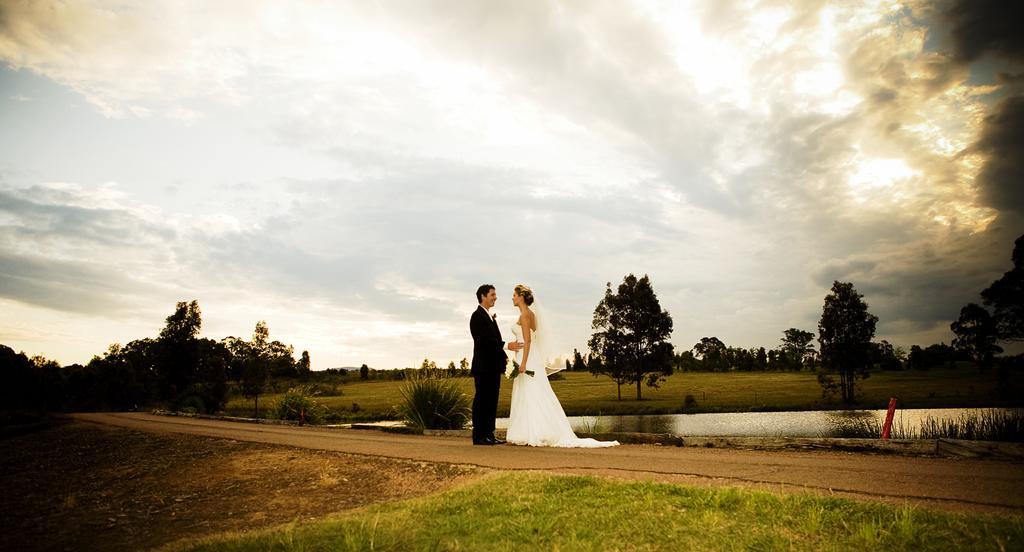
[177, 394, 207, 415]
[397, 374, 471, 430]
[273, 385, 327, 424]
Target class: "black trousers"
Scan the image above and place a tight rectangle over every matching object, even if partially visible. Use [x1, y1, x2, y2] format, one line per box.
[472, 370, 501, 440]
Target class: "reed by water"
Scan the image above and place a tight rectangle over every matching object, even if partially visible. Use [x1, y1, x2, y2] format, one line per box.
[830, 408, 1024, 441]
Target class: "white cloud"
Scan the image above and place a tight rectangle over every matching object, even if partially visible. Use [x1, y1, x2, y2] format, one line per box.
[0, 0, 1021, 369]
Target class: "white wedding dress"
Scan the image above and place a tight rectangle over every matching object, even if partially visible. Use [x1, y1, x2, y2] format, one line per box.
[505, 311, 619, 448]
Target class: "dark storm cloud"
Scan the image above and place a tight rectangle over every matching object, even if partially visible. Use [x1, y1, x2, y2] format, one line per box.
[943, 0, 1024, 63]
[969, 95, 1024, 215]
[935, 1, 1024, 215]
[810, 213, 1023, 333]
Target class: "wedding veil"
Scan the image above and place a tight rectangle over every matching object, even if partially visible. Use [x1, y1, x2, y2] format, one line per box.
[528, 302, 566, 376]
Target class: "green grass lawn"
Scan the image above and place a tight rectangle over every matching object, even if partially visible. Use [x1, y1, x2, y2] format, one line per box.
[171, 472, 1023, 551]
[224, 367, 1021, 421]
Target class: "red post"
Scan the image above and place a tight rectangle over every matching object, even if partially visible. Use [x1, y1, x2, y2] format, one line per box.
[881, 397, 897, 440]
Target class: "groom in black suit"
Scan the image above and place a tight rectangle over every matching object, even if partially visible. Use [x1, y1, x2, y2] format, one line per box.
[470, 284, 521, 445]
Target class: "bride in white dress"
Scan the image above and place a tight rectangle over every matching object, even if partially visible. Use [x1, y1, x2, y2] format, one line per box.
[505, 284, 619, 448]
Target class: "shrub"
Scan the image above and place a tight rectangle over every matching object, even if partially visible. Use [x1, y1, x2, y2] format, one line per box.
[177, 394, 207, 415]
[397, 374, 471, 430]
[273, 385, 327, 425]
[683, 394, 698, 409]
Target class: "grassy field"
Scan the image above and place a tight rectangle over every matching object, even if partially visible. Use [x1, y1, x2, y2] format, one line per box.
[224, 367, 1022, 421]
[173, 472, 1023, 551]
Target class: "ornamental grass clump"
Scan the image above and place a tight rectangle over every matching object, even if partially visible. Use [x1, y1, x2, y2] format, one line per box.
[397, 374, 471, 430]
[918, 409, 1024, 442]
[828, 416, 914, 439]
[274, 385, 328, 425]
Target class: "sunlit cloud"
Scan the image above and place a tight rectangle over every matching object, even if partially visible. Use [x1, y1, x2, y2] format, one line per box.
[0, 0, 1021, 368]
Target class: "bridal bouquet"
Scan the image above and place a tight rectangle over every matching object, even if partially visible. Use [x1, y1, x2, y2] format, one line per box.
[504, 356, 534, 379]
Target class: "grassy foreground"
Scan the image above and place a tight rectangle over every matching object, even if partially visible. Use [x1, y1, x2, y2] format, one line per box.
[224, 367, 1022, 421]
[172, 472, 1021, 551]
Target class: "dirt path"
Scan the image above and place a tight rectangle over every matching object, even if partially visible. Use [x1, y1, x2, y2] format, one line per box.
[1, 419, 483, 552]
[75, 412, 1024, 516]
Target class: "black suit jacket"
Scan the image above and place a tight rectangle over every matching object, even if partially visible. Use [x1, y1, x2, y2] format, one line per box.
[470, 306, 507, 375]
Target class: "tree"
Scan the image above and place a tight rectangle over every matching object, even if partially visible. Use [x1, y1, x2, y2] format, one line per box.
[571, 349, 587, 371]
[267, 340, 297, 377]
[981, 234, 1024, 341]
[780, 328, 815, 370]
[160, 300, 203, 343]
[907, 345, 926, 370]
[1, 345, 36, 412]
[30, 354, 65, 411]
[237, 321, 272, 416]
[360, 363, 370, 380]
[951, 303, 1003, 371]
[817, 281, 878, 403]
[155, 300, 203, 402]
[192, 338, 230, 412]
[755, 347, 768, 371]
[692, 337, 727, 371]
[588, 274, 674, 400]
[585, 353, 626, 398]
[673, 350, 697, 372]
[871, 340, 904, 371]
[297, 350, 311, 378]
[420, 358, 439, 378]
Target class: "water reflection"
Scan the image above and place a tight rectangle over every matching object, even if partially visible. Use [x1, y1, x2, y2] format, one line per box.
[497, 408, 1010, 438]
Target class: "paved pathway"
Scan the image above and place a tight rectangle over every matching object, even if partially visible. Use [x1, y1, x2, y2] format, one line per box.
[73, 412, 1024, 515]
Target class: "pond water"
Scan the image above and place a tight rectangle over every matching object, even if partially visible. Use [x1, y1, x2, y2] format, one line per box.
[496, 408, 1013, 438]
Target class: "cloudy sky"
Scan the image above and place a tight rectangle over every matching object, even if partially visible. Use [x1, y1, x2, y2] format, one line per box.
[1, 0, 1021, 370]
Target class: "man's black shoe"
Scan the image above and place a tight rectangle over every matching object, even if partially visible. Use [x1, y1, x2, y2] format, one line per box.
[473, 439, 496, 445]
[490, 437, 506, 445]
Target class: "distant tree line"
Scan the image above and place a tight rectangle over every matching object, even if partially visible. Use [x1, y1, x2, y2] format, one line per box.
[586, 235, 1023, 404]
[349, 357, 473, 381]
[1, 300, 311, 418]
[4, 234, 1020, 416]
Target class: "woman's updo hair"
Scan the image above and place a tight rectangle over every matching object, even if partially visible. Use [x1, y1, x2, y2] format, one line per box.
[514, 284, 535, 306]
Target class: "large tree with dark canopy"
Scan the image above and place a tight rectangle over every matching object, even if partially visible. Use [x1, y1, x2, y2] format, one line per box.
[817, 281, 878, 404]
[155, 300, 203, 402]
[589, 274, 674, 400]
[153, 300, 228, 412]
[0, 345, 35, 412]
[951, 303, 1003, 371]
[981, 234, 1024, 341]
